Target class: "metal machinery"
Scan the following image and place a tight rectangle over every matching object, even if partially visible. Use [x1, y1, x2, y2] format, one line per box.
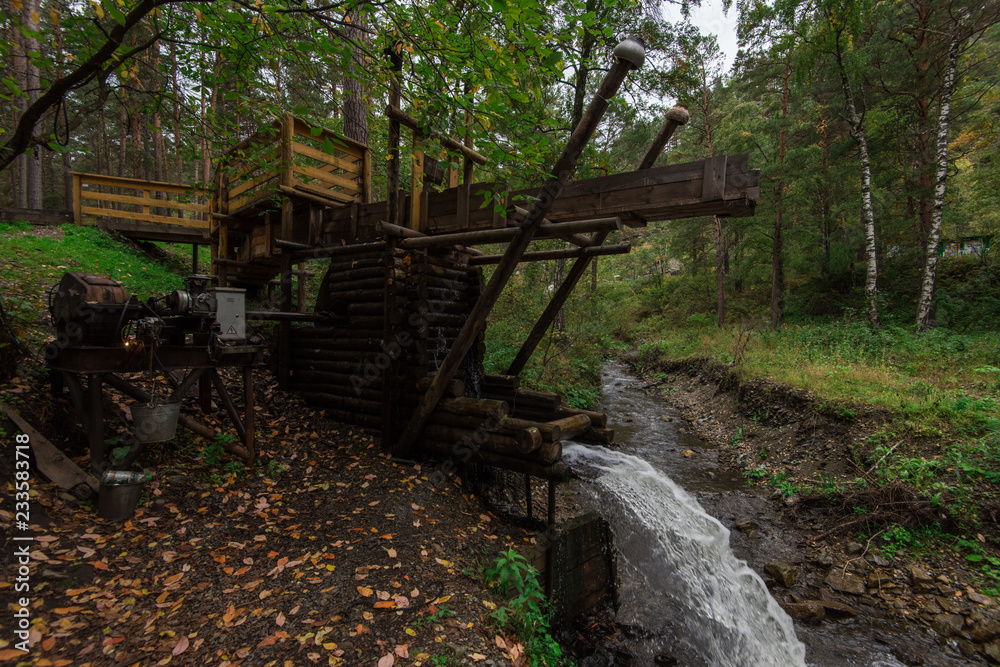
[45, 273, 263, 474]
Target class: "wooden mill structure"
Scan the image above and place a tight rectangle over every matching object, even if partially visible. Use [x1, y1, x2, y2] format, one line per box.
[69, 38, 759, 522]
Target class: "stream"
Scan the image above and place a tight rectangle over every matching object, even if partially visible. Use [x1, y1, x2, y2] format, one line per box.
[565, 361, 965, 666]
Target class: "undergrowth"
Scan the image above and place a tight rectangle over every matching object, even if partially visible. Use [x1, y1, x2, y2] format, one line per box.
[482, 548, 564, 667]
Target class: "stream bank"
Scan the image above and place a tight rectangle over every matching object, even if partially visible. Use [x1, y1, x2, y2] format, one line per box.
[560, 359, 1000, 666]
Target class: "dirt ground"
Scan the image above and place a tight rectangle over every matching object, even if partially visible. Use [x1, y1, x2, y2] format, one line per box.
[0, 368, 538, 666]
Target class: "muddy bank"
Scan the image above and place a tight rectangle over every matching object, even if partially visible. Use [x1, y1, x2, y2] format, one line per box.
[563, 357, 1000, 666]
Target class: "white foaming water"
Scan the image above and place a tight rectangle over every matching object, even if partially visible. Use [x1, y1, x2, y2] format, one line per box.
[562, 442, 807, 667]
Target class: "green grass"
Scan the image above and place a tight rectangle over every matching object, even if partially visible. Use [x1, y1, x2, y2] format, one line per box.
[0, 223, 190, 346]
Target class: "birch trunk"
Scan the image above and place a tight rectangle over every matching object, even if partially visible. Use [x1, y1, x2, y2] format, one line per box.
[915, 32, 960, 331]
[836, 39, 879, 328]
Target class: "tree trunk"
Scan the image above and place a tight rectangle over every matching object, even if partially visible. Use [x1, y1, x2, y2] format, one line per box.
[916, 32, 960, 332]
[171, 42, 183, 184]
[771, 61, 790, 329]
[341, 8, 369, 145]
[716, 215, 725, 328]
[836, 37, 879, 328]
[14, 0, 43, 208]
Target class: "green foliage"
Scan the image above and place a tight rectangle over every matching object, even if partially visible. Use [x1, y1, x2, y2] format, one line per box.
[483, 549, 563, 666]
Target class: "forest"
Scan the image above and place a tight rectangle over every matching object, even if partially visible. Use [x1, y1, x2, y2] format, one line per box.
[3, 0, 1000, 664]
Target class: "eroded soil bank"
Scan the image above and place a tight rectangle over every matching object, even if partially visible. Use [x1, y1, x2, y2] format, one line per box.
[585, 354, 1000, 666]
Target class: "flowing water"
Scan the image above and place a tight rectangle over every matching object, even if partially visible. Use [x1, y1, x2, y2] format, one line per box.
[563, 361, 964, 666]
[563, 442, 807, 666]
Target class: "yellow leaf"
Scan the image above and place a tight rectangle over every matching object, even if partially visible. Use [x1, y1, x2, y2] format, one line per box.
[30, 9, 38, 23]
[405, 628, 416, 636]
[10, 0, 22, 11]
[432, 595, 451, 605]
[357, 586, 373, 597]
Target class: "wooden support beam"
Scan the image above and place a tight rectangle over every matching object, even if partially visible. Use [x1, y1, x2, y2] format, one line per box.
[289, 241, 386, 262]
[393, 41, 642, 458]
[398, 217, 622, 250]
[387, 44, 403, 226]
[387, 105, 488, 166]
[636, 105, 690, 170]
[88, 373, 103, 473]
[505, 106, 690, 376]
[376, 220, 427, 238]
[468, 242, 630, 266]
[410, 131, 424, 231]
[277, 252, 293, 389]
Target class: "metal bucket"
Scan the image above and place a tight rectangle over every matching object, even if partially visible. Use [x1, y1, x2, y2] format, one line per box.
[97, 481, 145, 521]
[131, 402, 180, 444]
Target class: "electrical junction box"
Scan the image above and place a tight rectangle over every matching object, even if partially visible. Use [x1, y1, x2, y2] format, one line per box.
[211, 288, 246, 342]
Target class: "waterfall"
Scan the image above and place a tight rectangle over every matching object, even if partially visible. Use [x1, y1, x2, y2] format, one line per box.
[563, 443, 807, 667]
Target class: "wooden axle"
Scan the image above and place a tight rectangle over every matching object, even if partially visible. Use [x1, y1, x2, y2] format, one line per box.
[398, 217, 622, 250]
[468, 242, 631, 266]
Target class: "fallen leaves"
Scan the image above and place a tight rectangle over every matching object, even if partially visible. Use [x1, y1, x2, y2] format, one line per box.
[357, 586, 373, 597]
[172, 635, 189, 656]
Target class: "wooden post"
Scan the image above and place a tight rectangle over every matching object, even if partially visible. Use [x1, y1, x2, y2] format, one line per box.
[393, 42, 641, 458]
[87, 373, 104, 473]
[277, 252, 293, 389]
[281, 197, 293, 242]
[387, 43, 403, 226]
[216, 221, 229, 287]
[72, 173, 82, 224]
[506, 105, 689, 376]
[297, 261, 307, 313]
[410, 131, 424, 231]
[363, 147, 373, 203]
[281, 113, 294, 188]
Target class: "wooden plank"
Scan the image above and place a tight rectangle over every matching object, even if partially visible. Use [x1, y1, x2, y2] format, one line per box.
[229, 186, 280, 213]
[291, 119, 366, 160]
[229, 169, 282, 198]
[292, 163, 362, 193]
[80, 206, 211, 229]
[702, 155, 727, 201]
[1, 403, 99, 494]
[293, 181, 360, 205]
[72, 173, 82, 224]
[291, 140, 364, 175]
[73, 171, 205, 195]
[80, 190, 210, 213]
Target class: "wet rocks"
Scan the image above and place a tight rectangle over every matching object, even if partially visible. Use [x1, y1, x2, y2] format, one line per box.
[824, 568, 866, 595]
[733, 519, 759, 538]
[765, 561, 798, 588]
[910, 566, 935, 594]
[818, 600, 858, 618]
[846, 542, 864, 556]
[780, 600, 825, 622]
[931, 613, 965, 638]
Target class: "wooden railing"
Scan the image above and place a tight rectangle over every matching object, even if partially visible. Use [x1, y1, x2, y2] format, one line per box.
[72, 173, 210, 229]
[217, 114, 371, 215]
